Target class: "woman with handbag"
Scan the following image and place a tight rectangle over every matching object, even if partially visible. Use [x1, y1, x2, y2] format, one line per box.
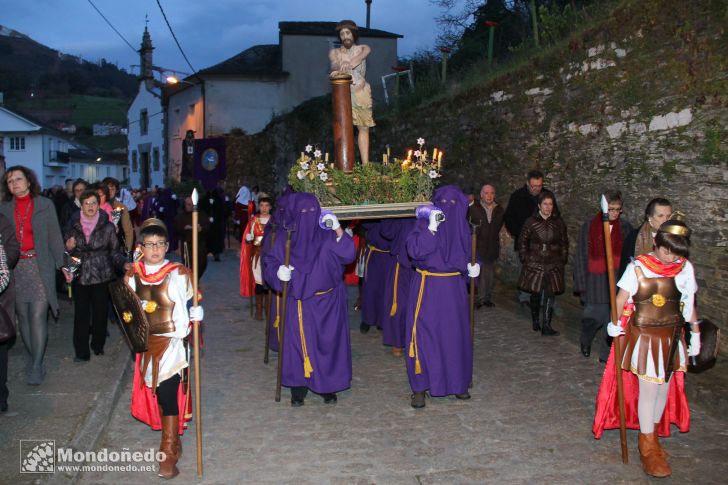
[0, 166, 65, 386]
[63, 190, 130, 361]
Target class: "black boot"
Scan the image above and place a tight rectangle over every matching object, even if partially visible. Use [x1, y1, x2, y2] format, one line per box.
[541, 295, 559, 336]
[290, 386, 308, 407]
[530, 293, 541, 332]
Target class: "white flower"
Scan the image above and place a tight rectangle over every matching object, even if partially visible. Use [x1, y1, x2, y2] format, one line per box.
[317, 163, 325, 171]
[414, 150, 421, 158]
[417, 137, 425, 146]
[301, 162, 310, 170]
[305, 144, 313, 153]
[314, 149, 322, 158]
[297, 170, 305, 180]
[320, 172, 329, 182]
[428, 170, 439, 179]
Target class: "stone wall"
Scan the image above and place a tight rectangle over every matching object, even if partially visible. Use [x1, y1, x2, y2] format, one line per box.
[237, 0, 728, 344]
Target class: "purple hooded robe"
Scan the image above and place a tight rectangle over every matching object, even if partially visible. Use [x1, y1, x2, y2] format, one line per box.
[360, 222, 394, 328]
[379, 218, 416, 349]
[405, 185, 473, 396]
[263, 193, 355, 393]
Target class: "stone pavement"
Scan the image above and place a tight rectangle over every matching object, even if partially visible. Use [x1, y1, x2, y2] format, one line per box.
[4, 249, 727, 484]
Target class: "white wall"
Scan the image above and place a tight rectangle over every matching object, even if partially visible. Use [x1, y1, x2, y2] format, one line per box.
[280, 34, 398, 111]
[70, 162, 127, 183]
[166, 83, 204, 180]
[204, 77, 287, 135]
[128, 83, 166, 189]
[1, 134, 69, 189]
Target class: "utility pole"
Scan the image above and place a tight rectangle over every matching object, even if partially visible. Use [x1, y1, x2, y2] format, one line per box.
[365, 0, 372, 29]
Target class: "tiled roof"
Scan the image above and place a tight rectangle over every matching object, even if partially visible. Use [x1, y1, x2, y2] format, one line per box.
[279, 21, 402, 39]
[197, 44, 285, 77]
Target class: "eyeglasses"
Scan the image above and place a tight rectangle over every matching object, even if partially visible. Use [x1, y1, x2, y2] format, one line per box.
[140, 241, 168, 249]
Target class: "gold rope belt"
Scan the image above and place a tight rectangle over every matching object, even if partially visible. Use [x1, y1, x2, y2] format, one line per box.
[364, 245, 389, 280]
[389, 262, 400, 316]
[296, 288, 334, 378]
[409, 268, 460, 374]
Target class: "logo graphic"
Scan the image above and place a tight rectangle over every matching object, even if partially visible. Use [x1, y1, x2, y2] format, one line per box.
[20, 440, 55, 473]
[201, 148, 219, 171]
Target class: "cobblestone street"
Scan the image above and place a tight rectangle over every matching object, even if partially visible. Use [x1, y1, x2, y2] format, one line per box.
[81, 253, 728, 484]
[3, 251, 726, 484]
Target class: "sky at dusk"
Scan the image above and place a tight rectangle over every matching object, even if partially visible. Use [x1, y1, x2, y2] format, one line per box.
[3, 0, 449, 76]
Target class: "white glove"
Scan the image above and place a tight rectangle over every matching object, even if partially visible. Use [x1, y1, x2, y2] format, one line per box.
[277, 265, 294, 282]
[428, 210, 444, 232]
[688, 332, 701, 357]
[606, 321, 625, 337]
[321, 213, 340, 230]
[189, 305, 204, 321]
[245, 232, 254, 242]
[209, 217, 214, 223]
[467, 263, 480, 278]
[344, 227, 353, 237]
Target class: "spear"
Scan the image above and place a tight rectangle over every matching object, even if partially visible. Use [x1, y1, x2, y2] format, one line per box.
[601, 194, 628, 464]
[191, 188, 204, 476]
[468, 217, 479, 388]
[275, 227, 294, 402]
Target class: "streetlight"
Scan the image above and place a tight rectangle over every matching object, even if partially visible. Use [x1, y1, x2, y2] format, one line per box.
[165, 74, 206, 138]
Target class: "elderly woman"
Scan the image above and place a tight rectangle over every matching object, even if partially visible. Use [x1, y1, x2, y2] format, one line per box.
[518, 190, 568, 336]
[0, 166, 65, 385]
[64, 190, 130, 361]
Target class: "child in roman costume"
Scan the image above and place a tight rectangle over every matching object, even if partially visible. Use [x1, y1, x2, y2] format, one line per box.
[125, 218, 203, 479]
[593, 214, 700, 478]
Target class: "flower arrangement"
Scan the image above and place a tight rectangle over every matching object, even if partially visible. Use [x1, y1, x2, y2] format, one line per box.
[287, 144, 332, 201]
[288, 138, 443, 206]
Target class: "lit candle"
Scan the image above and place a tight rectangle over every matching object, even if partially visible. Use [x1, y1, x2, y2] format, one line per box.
[300, 152, 304, 159]
[325, 152, 329, 162]
[386, 145, 391, 158]
[407, 149, 412, 161]
[382, 153, 386, 164]
[432, 148, 438, 162]
[438, 151, 443, 170]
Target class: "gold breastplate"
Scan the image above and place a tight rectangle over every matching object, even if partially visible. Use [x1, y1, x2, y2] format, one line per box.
[633, 266, 682, 328]
[134, 273, 176, 334]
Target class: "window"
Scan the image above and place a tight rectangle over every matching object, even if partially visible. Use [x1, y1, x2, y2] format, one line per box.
[140, 109, 148, 135]
[153, 147, 160, 171]
[9, 136, 26, 151]
[132, 151, 138, 172]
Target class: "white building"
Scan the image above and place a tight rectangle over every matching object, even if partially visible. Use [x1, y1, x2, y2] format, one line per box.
[69, 145, 128, 183]
[127, 28, 166, 189]
[0, 105, 70, 188]
[166, 21, 401, 181]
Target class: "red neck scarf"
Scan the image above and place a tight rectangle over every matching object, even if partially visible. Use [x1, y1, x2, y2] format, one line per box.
[132, 261, 182, 284]
[635, 253, 686, 277]
[587, 213, 622, 273]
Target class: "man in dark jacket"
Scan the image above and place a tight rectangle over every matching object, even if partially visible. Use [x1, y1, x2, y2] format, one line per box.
[467, 184, 505, 308]
[504, 170, 559, 304]
[573, 190, 632, 362]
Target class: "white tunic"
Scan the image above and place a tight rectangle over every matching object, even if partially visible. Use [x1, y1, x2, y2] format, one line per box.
[617, 257, 697, 382]
[127, 260, 192, 387]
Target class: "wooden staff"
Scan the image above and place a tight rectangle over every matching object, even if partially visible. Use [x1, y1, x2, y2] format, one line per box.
[468, 217, 479, 389]
[263, 223, 277, 365]
[275, 228, 293, 402]
[190, 188, 204, 476]
[601, 195, 628, 464]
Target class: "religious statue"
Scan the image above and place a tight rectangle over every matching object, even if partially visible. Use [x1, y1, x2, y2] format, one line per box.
[329, 20, 375, 165]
